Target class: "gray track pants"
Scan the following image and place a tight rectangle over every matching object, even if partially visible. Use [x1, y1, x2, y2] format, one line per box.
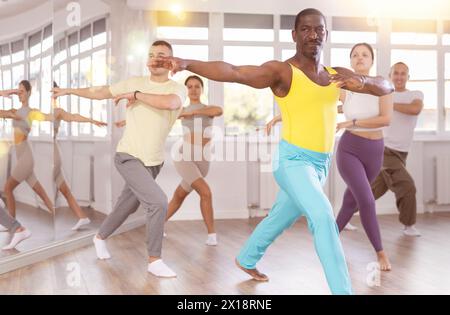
[98, 152, 166, 257]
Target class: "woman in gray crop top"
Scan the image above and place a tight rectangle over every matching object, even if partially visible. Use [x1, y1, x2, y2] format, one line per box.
[52, 98, 107, 231]
[0, 80, 54, 249]
[166, 75, 223, 246]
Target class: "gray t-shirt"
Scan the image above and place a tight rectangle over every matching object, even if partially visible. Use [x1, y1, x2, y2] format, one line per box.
[383, 90, 424, 152]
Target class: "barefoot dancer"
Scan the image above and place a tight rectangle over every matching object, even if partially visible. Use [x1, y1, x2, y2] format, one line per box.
[154, 9, 393, 294]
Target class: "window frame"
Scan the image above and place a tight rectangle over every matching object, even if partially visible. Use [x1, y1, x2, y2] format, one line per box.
[52, 15, 111, 140]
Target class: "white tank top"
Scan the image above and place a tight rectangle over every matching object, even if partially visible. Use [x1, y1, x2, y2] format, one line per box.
[342, 90, 382, 131]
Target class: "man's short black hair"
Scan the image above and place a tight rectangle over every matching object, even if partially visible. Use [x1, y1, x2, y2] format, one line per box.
[294, 8, 327, 30]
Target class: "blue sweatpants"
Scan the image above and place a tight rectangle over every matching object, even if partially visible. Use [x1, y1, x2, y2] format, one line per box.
[236, 140, 353, 295]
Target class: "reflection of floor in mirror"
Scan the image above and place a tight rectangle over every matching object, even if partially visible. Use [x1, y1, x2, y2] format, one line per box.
[0, 202, 53, 259]
[54, 207, 106, 241]
[0, 212, 449, 294]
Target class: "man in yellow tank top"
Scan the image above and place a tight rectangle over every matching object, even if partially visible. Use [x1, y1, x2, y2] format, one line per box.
[155, 8, 393, 294]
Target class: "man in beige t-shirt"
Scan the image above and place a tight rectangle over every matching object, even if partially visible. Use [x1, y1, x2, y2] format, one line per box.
[52, 40, 187, 277]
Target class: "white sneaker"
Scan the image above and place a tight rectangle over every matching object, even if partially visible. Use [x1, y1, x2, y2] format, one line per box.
[0, 225, 8, 232]
[403, 225, 421, 237]
[344, 223, 358, 231]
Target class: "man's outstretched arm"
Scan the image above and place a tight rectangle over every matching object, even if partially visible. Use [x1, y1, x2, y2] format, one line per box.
[52, 86, 113, 100]
[154, 57, 283, 90]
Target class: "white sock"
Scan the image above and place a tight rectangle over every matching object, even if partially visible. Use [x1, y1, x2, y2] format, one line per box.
[71, 218, 91, 231]
[206, 233, 218, 246]
[147, 259, 177, 278]
[2, 228, 32, 250]
[403, 225, 421, 237]
[163, 231, 167, 238]
[344, 223, 358, 231]
[93, 235, 111, 259]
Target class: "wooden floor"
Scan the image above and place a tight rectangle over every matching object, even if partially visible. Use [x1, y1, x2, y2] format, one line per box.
[0, 203, 53, 259]
[0, 212, 449, 295]
[54, 206, 106, 241]
[1, 205, 106, 259]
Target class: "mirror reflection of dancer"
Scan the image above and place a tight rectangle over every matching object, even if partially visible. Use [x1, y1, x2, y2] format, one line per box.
[154, 9, 393, 294]
[163, 75, 223, 246]
[0, 80, 54, 249]
[52, 82, 107, 231]
[52, 41, 187, 278]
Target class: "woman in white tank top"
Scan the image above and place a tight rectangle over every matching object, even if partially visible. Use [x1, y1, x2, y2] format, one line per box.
[335, 43, 394, 271]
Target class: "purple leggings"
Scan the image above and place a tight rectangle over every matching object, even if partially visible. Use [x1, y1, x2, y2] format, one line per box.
[336, 131, 384, 252]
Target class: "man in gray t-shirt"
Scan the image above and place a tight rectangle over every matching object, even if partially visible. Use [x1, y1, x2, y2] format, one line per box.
[371, 62, 424, 237]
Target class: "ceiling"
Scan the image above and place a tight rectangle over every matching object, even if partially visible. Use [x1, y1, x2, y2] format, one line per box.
[0, 0, 50, 18]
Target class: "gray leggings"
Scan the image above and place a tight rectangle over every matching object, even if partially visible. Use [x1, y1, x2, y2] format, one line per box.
[0, 205, 21, 232]
[98, 152, 166, 257]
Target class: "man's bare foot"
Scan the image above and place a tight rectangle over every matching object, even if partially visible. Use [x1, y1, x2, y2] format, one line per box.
[234, 258, 269, 281]
[377, 251, 391, 271]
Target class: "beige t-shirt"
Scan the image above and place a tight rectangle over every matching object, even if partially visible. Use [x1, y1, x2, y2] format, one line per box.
[110, 76, 187, 166]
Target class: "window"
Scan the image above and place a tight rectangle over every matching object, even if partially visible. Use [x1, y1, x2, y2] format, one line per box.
[445, 53, 450, 131]
[53, 17, 109, 138]
[331, 17, 377, 44]
[29, 31, 42, 58]
[0, 44, 11, 65]
[92, 49, 108, 137]
[224, 14, 274, 42]
[0, 24, 52, 137]
[281, 49, 295, 61]
[156, 11, 208, 40]
[391, 49, 437, 131]
[443, 21, 450, 45]
[80, 25, 92, 53]
[391, 19, 437, 45]
[331, 31, 377, 44]
[280, 15, 295, 43]
[224, 46, 274, 134]
[12, 40, 25, 63]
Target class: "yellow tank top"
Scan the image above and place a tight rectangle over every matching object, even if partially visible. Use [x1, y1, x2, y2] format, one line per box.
[274, 64, 340, 153]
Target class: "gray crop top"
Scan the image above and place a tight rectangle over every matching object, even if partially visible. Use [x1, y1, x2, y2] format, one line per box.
[12, 106, 32, 135]
[181, 103, 213, 135]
